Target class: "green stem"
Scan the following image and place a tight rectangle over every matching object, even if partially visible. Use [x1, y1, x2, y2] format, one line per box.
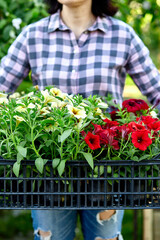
[118, 135, 131, 158]
[59, 129, 64, 160]
[10, 115, 17, 151]
[149, 145, 152, 158]
[108, 145, 111, 160]
[31, 126, 40, 158]
[74, 130, 80, 159]
[93, 148, 104, 159]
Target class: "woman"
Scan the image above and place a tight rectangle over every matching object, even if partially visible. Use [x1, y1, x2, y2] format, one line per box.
[0, 0, 160, 239]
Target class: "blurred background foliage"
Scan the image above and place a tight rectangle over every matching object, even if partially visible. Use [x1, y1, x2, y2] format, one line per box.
[0, 0, 160, 68]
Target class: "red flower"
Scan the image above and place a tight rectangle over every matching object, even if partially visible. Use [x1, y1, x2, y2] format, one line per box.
[99, 129, 119, 150]
[81, 130, 87, 137]
[128, 122, 146, 132]
[84, 132, 101, 150]
[147, 121, 160, 132]
[118, 125, 130, 139]
[92, 123, 103, 134]
[122, 99, 149, 113]
[134, 99, 149, 110]
[109, 109, 120, 121]
[131, 130, 152, 151]
[136, 116, 157, 126]
[103, 118, 119, 128]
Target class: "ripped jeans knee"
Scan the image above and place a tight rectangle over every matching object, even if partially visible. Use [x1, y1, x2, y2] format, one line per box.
[96, 210, 117, 225]
[34, 228, 52, 240]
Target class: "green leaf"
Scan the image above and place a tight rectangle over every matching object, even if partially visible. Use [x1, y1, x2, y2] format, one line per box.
[60, 129, 72, 143]
[17, 146, 27, 158]
[138, 155, 150, 161]
[57, 160, 65, 176]
[32, 180, 36, 192]
[46, 140, 53, 147]
[107, 180, 112, 186]
[19, 141, 26, 147]
[35, 158, 44, 174]
[94, 166, 104, 175]
[0, 0, 7, 9]
[81, 152, 94, 169]
[2, 25, 13, 41]
[17, 153, 23, 163]
[107, 165, 112, 173]
[13, 162, 20, 177]
[132, 156, 139, 162]
[113, 173, 119, 178]
[0, 19, 7, 30]
[52, 158, 60, 168]
[0, 129, 7, 135]
[111, 156, 122, 160]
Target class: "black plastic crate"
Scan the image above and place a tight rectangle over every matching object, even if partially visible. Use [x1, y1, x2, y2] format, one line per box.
[0, 159, 160, 209]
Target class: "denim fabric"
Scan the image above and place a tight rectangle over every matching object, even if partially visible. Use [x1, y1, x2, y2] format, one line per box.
[31, 209, 124, 240]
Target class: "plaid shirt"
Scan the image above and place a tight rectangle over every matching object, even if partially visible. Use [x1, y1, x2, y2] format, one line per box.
[0, 11, 160, 105]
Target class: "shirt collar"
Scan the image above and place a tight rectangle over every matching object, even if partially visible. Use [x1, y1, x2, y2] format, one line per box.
[88, 16, 108, 33]
[48, 10, 108, 33]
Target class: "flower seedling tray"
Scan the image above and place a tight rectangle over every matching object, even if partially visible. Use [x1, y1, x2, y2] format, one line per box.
[0, 159, 160, 209]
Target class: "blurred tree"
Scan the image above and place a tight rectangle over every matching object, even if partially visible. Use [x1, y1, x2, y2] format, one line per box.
[0, 0, 48, 59]
[117, 0, 160, 67]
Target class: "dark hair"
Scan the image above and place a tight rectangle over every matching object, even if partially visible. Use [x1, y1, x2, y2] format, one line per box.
[44, 0, 118, 17]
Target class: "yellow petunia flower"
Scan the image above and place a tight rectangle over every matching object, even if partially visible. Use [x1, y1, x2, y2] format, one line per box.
[14, 115, 25, 126]
[67, 106, 86, 119]
[41, 90, 55, 104]
[9, 92, 20, 99]
[50, 88, 63, 98]
[15, 105, 26, 113]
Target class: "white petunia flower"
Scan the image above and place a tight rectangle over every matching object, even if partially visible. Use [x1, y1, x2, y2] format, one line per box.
[14, 115, 25, 126]
[0, 93, 7, 98]
[61, 93, 68, 100]
[50, 98, 67, 109]
[27, 92, 34, 97]
[50, 88, 63, 98]
[76, 118, 83, 130]
[40, 107, 51, 115]
[44, 125, 54, 132]
[94, 107, 102, 115]
[41, 90, 55, 103]
[150, 110, 158, 118]
[9, 92, 20, 99]
[15, 105, 26, 113]
[97, 102, 108, 109]
[28, 103, 35, 109]
[0, 93, 8, 104]
[0, 98, 8, 104]
[12, 18, 22, 30]
[67, 105, 86, 119]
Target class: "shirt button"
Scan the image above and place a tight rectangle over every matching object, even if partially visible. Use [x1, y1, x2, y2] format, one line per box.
[84, 30, 88, 34]
[72, 69, 76, 73]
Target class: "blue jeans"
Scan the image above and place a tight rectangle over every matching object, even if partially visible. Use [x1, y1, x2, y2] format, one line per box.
[31, 209, 124, 240]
